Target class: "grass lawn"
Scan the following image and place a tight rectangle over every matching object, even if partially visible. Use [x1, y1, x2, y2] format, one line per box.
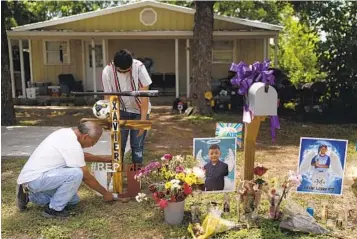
[2, 107, 357, 238]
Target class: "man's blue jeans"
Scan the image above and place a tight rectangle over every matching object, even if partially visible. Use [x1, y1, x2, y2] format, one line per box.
[25, 167, 83, 211]
[120, 111, 149, 164]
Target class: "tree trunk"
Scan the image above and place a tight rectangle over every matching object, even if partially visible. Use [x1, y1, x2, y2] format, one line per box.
[1, 1, 16, 126]
[191, 1, 215, 115]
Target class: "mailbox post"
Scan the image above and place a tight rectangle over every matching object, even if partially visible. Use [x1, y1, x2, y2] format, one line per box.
[229, 60, 279, 181]
[244, 83, 278, 180]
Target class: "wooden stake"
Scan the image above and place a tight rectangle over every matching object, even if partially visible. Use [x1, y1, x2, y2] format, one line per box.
[243, 116, 265, 180]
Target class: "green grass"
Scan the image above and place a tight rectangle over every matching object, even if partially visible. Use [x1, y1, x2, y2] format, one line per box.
[2, 157, 355, 239]
[2, 114, 357, 239]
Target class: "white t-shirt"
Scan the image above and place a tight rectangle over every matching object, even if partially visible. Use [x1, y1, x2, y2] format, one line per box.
[101, 59, 152, 114]
[17, 128, 85, 184]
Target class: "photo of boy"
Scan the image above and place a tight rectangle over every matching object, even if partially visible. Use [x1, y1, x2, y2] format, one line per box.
[204, 144, 229, 191]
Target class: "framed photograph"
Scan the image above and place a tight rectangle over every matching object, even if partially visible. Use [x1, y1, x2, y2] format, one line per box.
[215, 122, 243, 148]
[297, 137, 348, 196]
[193, 137, 237, 193]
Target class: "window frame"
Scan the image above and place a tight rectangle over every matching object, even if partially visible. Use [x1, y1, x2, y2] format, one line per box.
[212, 40, 234, 64]
[43, 40, 71, 65]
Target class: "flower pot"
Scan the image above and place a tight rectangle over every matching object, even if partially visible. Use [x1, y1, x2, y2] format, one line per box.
[164, 200, 185, 225]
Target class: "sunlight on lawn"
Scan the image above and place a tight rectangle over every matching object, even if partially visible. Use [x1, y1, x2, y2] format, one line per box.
[2, 114, 356, 238]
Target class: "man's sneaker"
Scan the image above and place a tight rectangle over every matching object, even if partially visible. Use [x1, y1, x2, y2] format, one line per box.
[42, 205, 70, 218]
[16, 184, 29, 211]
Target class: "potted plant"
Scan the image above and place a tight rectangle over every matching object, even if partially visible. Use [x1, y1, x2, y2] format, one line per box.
[135, 154, 205, 225]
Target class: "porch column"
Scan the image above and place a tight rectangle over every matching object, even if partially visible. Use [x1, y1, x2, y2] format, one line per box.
[28, 39, 34, 84]
[8, 39, 16, 98]
[81, 40, 86, 91]
[274, 36, 278, 66]
[19, 39, 27, 98]
[102, 39, 107, 66]
[91, 38, 97, 93]
[175, 38, 179, 98]
[263, 38, 267, 60]
[233, 39, 237, 62]
[186, 39, 190, 97]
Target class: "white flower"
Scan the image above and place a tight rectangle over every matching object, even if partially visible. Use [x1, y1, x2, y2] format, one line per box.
[184, 168, 193, 174]
[135, 192, 147, 203]
[170, 179, 180, 185]
[192, 167, 205, 179]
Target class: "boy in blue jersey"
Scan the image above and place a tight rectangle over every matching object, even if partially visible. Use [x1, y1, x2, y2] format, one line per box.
[311, 145, 330, 186]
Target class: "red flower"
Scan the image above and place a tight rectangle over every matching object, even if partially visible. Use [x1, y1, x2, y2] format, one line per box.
[254, 165, 268, 176]
[183, 183, 192, 195]
[152, 192, 160, 203]
[170, 195, 176, 202]
[149, 184, 157, 193]
[159, 199, 168, 209]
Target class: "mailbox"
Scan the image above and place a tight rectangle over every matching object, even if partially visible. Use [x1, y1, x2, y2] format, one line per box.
[248, 82, 277, 116]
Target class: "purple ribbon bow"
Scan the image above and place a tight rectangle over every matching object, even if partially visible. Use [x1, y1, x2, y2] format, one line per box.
[230, 59, 280, 142]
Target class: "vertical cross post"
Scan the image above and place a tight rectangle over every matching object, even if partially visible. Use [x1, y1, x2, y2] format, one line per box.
[110, 96, 122, 193]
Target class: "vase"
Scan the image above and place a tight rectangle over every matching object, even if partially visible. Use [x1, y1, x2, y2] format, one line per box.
[164, 200, 185, 225]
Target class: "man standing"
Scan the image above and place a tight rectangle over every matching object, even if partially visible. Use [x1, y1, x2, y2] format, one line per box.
[101, 49, 152, 164]
[16, 121, 115, 218]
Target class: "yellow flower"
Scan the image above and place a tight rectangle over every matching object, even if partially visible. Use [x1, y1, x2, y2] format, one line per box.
[165, 182, 172, 189]
[175, 173, 185, 181]
[164, 172, 171, 179]
[204, 91, 213, 100]
[184, 176, 194, 186]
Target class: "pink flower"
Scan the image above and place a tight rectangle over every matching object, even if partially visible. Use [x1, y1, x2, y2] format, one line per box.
[176, 166, 185, 173]
[288, 171, 302, 187]
[159, 199, 168, 209]
[161, 154, 173, 161]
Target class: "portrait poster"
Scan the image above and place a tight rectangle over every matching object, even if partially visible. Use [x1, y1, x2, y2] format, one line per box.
[215, 122, 243, 148]
[297, 137, 348, 196]
[193, 137, 237, 193]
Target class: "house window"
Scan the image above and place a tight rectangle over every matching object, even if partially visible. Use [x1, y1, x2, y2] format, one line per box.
[44, 40, 70, 65]
[212, 40, 233, 64]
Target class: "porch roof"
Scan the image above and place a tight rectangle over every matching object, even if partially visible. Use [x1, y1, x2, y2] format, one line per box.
[9, 0, 283, 33]
[7, 30, 279, 38]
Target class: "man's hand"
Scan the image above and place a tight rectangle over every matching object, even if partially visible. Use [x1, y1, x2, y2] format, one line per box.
[103, 192, 114, 202]
[102, 156, 113, 163]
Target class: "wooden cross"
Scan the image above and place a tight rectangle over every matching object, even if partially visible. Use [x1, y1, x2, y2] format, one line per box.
[72, 91, 159, 197]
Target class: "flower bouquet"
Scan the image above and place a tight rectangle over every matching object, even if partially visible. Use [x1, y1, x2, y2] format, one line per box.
[135, 154, 205, 224]
[267, 171, 302, 220]
[237, 164, 268, 222]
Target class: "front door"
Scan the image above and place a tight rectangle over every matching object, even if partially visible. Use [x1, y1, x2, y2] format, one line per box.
[86, 42, 104, 91]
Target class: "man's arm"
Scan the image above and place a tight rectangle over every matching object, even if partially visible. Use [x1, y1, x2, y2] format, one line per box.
[139, 85, 149, 120]
[223, 163, 229, 176]
[84, 152, 112, 163]
[102, 67, 113, 101]
[138, 64, 152, 121]
[311, 156, 317, 166]
[81, 166, 113, 201]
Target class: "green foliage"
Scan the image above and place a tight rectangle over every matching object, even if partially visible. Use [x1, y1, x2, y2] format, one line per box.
[213, 0, 288, 25]
[272, 5, 323, 87]
[293, 1, 357, 108]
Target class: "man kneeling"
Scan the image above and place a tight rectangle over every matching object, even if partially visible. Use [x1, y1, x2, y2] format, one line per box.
[16, 121, 115, 218]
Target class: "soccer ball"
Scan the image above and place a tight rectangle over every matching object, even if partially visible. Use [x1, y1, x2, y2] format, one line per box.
[92, 100, 110, 119]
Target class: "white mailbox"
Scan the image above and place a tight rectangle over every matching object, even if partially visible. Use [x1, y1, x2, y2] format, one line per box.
[248, 82, 278, 116]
